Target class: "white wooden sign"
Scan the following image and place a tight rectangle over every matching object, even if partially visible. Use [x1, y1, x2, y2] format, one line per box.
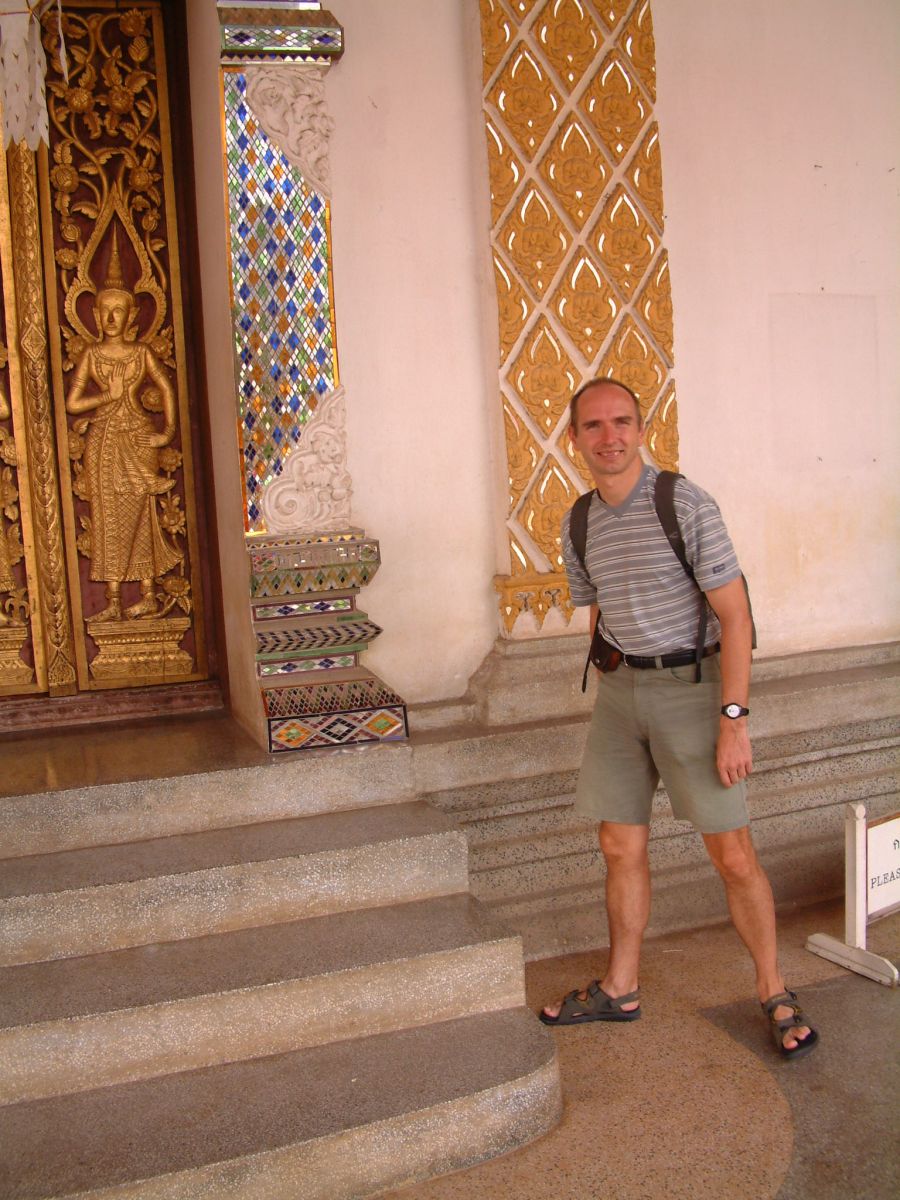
[867, 813, 900, 917]
[806, 803, 899, 987]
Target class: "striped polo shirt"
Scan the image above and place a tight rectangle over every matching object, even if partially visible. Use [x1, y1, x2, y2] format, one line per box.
[561, 464, 742, 656]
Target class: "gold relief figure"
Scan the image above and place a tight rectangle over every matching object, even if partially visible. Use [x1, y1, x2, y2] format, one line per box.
[66, 239, 181, 621]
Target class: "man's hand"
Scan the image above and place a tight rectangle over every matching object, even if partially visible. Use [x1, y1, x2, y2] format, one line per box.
[717, 718, 753, 787]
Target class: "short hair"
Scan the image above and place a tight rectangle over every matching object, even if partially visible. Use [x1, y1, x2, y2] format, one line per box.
[569, 377, 642, 430]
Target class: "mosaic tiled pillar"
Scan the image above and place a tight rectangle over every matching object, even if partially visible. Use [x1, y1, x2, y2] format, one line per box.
[219, 2, 407, 751]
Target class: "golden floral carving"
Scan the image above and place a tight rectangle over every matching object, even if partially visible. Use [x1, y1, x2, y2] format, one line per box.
[580, 52, 647, 163]
[619, 1, 657, 102]
[493, 251, 533, 362]
[500, 185, 569, 298]
[591, 184, 657, 299]
[494, 567, 573, 632]
[630, 121, 663, 229]
[508, 0, 540, 20]
[479, 0, 513, 84]
[551, 253, 619, 362]
[597, 314, 666, 410]
[7, 145, 77, 692]
[538, 117, 610, 231]
[488, 44, 561, 160]
[558, 421, 593, 488]
[594, 1, 631, 32]
[508, 317, 580, 435]
[485, 118, 523, 224]
[520, 455, 577, 569]
[503, 401, 541, 512]
[636, 251, 674, 363]
[645, 382, 679, 470]
[533, 0, 601, 92]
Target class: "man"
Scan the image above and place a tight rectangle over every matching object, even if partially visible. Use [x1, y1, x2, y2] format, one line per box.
[539, 378, 818, 1060]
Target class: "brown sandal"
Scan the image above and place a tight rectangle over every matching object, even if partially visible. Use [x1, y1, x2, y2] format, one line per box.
[761, 989, 819, 1060]
[540, 981, 641, 1026]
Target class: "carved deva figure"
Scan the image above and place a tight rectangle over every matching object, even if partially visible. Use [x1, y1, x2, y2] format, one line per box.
[66, 236, 181, 620]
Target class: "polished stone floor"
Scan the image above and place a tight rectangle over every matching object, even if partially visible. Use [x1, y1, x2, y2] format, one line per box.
[385, 900, 899, 1200]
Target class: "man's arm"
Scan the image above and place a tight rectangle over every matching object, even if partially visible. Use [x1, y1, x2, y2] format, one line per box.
[705, 576, 753, 787]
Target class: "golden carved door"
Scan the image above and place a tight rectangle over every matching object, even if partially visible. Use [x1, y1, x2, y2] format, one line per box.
[0, 1, 208, 699]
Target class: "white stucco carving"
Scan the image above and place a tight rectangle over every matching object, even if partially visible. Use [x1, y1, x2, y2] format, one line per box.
[261, 387, 353, 533]
[244, 64, 333, 198]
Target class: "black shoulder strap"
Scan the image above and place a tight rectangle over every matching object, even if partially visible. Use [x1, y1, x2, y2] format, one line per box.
[654, 469, 708, 681]
[568, 490, 593, 571]
[654, 470, 693, 580]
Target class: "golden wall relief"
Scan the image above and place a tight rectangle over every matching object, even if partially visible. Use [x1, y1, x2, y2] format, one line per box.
[31, 1, 208, 688]
[481, 0, 679, 633]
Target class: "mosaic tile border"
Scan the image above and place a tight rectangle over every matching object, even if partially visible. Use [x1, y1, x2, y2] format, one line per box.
[255, 619, 382, 656]
[262, 674, 405, 718]
[268, 703, 408, 752]
[250, 561, 379, 598]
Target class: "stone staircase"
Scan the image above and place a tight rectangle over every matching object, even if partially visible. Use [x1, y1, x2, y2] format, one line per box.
[0, 794, 561, 1198]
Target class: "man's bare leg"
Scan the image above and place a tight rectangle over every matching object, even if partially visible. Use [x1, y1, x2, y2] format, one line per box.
[542, 821, 648, 1018]
[703, 825, 811, 1050]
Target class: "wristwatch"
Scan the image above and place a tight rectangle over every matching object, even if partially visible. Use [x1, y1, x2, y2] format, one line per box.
[721, 703, 750, 719]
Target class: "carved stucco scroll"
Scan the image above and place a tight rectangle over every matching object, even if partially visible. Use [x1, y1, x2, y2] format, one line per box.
[260, 386, 353, 533]
[244, 63, 333, 198]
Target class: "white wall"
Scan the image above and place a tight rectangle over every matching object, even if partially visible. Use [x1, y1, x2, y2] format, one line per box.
[653, 0, 900, 653]
[326, 0, 506, 702]
[187, 0, 899, 725]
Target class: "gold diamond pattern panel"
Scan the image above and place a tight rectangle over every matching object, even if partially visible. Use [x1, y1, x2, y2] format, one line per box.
[481, 0, 679, 631]
[580, 52, 648, 163]
[485, 119, 523, 224]
[538, 117, 610, 231]
[533, 0, 602, 93]
[591, 184, 657, 300]
[508, 317, 580, 436]
[488, 44, 562, 160]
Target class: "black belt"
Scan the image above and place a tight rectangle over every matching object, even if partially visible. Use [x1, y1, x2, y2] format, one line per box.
[622, 643, 720, 670]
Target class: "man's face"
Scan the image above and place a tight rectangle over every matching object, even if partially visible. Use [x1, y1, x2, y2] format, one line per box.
[568, 384, 644, 483]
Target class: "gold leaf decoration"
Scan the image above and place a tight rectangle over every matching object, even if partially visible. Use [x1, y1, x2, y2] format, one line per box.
[508, 0, 540, 20]
[594, 0, 632, 31]
[508, 316, 580, 435]
[479, 0, 513, 84]
[500, 185, 569, 298]
[493, 250, 533, 362]
[488, 43, 562, 160]
[636, 251, 674, 363]
[551, 252, 619, 362]
[619, 0, 657, 101]
[485, 118, 523, 224]
[580, 52, 647, 163]
[645, 381, 679, 470]
[558, 421, 593, 487]
[520, 455, 577, 569]
[539, 116, 610, 231]
[533, 0, 601, 92]
[596, 314, 666, 409]
[630, 121, 664, 228]
[591, 184, 657, 299]
[503, 401, 541, 511]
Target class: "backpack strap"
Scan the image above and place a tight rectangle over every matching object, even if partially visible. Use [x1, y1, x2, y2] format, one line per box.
[654, 470, 708, 682]
[569, 489, 593, 572]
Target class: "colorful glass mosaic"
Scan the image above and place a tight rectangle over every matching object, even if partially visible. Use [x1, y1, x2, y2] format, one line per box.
[250, 561, 380, 599]
[262, 675, 405, 719]
[252, 596, 354, 621]
[255, 619, 382, 656]
[268, 704, 408, 752]
[259, 653, 355, 676]
[223, 70, 337, 531]
[221, 24, 344, 59]
[248, 537, 379, 574]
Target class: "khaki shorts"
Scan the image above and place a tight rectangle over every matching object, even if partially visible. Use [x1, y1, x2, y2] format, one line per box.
[574, 654, 749, 834]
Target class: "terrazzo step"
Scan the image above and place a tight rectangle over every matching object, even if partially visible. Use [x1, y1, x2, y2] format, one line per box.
[0, 802, 467, 967]
[0, 893, 524, 1106]
[0, 1008, 561, 1200]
